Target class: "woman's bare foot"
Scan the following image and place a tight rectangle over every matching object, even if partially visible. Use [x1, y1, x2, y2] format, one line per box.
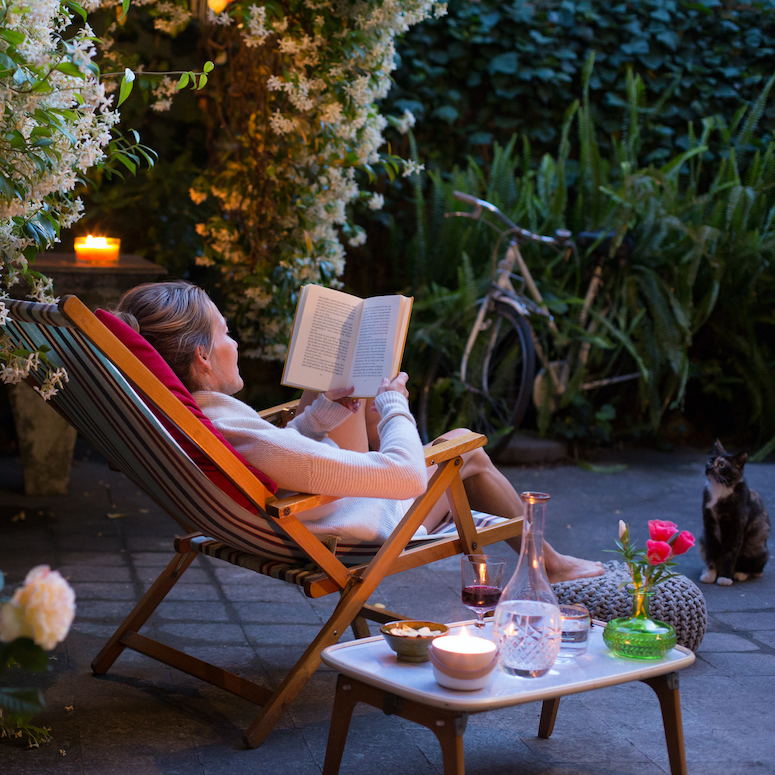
[505, 537, 605, 584]
[546, 555, 604, 584]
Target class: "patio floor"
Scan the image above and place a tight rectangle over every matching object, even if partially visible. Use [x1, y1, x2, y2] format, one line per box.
[1, 440, 773, 775]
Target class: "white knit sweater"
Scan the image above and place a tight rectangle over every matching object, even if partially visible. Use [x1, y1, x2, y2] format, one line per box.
[193, 390, 428, 543]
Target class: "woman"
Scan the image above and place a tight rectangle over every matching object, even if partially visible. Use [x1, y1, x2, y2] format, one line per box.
[114, 281, 602, 583]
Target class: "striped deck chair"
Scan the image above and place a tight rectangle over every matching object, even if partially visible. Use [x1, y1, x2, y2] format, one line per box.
[2, 295, 523, 748]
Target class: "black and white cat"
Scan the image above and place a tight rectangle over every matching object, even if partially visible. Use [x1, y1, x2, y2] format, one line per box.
[700, 440, 770, 586]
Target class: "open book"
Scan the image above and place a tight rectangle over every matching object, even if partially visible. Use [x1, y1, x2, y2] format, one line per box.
[282, 284, 413, 397]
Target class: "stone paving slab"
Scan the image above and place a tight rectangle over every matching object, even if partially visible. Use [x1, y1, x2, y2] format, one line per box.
[0, 443, 773, 774]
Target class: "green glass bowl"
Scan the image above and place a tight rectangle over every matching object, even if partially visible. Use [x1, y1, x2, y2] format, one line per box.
[603, 616, 677, 660]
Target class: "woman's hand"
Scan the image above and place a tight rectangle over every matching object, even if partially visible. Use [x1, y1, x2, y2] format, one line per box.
[324, 386, 361, 414]
[374, 372, 410, 403]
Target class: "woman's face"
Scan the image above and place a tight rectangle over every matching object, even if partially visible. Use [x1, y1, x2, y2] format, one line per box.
[201, 306, 244, 395]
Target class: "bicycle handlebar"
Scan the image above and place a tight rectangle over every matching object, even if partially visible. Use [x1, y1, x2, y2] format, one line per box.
[451, 191, 571, 247]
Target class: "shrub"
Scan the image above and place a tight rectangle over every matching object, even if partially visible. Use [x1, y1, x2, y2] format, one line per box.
[405, 64, 775, 449]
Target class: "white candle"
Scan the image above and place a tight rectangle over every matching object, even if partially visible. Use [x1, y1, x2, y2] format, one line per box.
[428, 628, 499, 691]
[430, 630, 497, 672]
[74, 235, 120, 264]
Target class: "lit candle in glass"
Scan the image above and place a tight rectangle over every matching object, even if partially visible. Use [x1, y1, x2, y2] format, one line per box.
[74, 235, 120, 265]
[428, 627, 498, 690]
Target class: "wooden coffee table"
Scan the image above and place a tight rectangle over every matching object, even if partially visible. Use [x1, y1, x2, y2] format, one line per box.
[320, 620, 695, 775]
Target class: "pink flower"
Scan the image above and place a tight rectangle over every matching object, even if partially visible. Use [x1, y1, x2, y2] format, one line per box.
[646, 540, 672, 566]
[671, 531, 695, 556]
[648, 520, 678, 543]
[0, 566, 76, 651]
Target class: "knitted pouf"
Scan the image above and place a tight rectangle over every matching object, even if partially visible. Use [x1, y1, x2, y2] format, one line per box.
[552, 561, 707, 651]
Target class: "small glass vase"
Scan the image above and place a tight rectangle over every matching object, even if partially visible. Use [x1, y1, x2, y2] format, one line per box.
[492, 492, 561, 677]
[603, 585, 677, 659]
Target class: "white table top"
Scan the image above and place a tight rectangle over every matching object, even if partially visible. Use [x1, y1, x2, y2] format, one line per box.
[321, 620, 695, 712]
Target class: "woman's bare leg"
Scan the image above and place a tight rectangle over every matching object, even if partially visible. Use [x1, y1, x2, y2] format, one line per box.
[296, 390, 369, 452]
[421, 429, 603, 584]
[365, 399, 380, 450]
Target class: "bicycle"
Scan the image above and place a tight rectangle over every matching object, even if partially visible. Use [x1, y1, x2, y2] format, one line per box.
[416, 191, 642, 457]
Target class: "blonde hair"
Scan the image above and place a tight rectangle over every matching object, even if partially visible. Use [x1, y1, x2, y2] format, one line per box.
[114, 281, 216, 391]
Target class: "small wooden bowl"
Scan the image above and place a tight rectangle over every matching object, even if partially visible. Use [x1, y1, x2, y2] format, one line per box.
[380, 620, 450, 663]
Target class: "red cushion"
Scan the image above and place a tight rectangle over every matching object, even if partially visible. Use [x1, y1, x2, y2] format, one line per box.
[95, 309, 277, 509]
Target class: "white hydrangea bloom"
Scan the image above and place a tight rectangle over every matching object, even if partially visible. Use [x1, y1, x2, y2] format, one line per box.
[0, 565, 76, 651]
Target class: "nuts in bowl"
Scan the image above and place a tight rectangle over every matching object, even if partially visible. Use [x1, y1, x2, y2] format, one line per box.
[380, 620, 450, 663]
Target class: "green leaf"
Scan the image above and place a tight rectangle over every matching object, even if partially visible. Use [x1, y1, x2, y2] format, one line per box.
[469, 131, 493, 145]
[55, 62, 84, 79]
[432, 105, 459, 124]
[489, 52, 518, 75]
[5, 638, 48, 672]
[1, 28, 25, 46]
[64, 1, 88, 22]
[116, 154, 137, 175]
[177, 72, 190, 90]
[197, 73, 208, 90]
[12, 66, 29, 86]
[118, 69, 135, 107]
[203, 61, 215, 74]
[0, 172, 16, 199]
[9, 130, 26, 149]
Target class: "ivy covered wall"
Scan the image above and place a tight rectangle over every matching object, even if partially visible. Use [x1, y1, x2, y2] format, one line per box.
[385, 0, 775, 168]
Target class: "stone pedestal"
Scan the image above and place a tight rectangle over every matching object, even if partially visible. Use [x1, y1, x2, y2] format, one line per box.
[7, 382, 78, 495]
[6, 252, 166, 494]
[30, 251, 167, 310]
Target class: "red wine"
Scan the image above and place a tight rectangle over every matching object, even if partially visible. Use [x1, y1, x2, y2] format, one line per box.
[462, 584, 501, 612]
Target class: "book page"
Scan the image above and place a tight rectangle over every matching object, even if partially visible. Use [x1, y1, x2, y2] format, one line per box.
[348, 297, 402, 396]
[282, 286, 362, 392]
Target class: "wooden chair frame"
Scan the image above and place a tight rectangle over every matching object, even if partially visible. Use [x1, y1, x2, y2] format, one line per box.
[5, 295, 523, 748]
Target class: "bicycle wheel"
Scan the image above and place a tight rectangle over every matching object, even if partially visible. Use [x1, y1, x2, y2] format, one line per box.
[417, 301, 536, 458]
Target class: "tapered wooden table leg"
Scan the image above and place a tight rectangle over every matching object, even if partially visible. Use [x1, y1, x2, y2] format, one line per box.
[431, 714, 467, 775]
[323, 676, 467, 775]
[642, 672, 688, 775]
[538, 697, 560, 738]
[323, 675, 358, 775]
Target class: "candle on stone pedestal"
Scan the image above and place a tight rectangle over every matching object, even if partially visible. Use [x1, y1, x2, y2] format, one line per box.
[74, 235, 120, 265]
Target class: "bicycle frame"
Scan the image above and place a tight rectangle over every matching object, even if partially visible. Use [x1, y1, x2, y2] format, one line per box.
[451, 192, 640, 401]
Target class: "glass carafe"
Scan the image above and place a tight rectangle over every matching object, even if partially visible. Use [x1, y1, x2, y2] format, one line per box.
[493, 492, 561, 677]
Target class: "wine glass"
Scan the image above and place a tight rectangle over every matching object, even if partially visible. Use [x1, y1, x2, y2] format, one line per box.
[461, 554, 505, 629]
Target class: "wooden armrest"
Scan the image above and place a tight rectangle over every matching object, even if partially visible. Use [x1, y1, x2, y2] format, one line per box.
[265, 490, 340, 518]
[424, 431, 486, 465]
[258, 399, 300, 427]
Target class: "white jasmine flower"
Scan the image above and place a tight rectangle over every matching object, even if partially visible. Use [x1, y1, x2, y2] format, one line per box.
[396, 109, 416, 134]
[402, 160, 426, 177]
[348, 229, 367, 247]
